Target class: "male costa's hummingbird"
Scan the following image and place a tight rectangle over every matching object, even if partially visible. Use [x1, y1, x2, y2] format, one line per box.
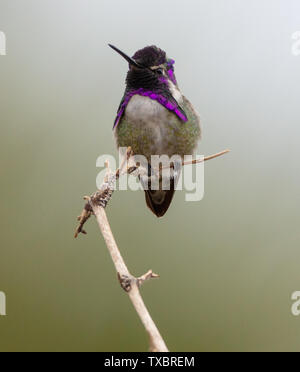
[109, 44, 201, 217]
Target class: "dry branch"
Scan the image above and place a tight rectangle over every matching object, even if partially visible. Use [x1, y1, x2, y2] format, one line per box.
[74, 147, 229, 352]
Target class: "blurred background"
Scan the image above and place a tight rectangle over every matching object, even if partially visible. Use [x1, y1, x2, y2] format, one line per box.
[0, 0, 300, 352]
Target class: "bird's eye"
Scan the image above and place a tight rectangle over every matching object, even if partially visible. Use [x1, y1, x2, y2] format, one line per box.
[155, 68, 163, 75]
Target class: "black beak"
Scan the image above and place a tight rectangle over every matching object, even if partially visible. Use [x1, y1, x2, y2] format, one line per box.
[108, 44, 144, 68]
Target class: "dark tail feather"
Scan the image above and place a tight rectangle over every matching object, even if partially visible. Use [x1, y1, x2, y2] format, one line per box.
[144, 179, 176, 218]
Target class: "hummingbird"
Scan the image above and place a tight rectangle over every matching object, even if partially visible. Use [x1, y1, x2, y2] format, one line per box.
[109, 44, 201, 217]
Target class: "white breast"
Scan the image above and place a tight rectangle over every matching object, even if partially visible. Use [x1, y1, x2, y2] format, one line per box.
[125, 95, 166, 124]
[125, 95, 179, 155]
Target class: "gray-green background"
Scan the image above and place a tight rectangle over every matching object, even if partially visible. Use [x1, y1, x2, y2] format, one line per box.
[0, 0, 300, 352]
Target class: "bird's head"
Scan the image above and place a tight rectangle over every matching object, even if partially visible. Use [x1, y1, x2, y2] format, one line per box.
[109, 44, 178, 92]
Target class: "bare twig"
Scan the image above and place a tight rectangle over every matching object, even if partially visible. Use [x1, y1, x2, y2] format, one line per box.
[75, 147, 168, 351]
[182, 149, 230, 167]
[160, 148, 230, 170]
[74, 147, 229, 352]
[92, 204, 167, 352]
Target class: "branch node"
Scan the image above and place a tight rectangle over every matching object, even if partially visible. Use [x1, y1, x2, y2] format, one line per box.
[137, 270, 160, 288]
[91, 186, 114, 209]
[74, 202, 93, 238]
[117, 273, 132, 293]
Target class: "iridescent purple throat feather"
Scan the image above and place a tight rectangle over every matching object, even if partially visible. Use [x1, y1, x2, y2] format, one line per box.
[113, 88, 188, 128]
[166, 59, 177, 85]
